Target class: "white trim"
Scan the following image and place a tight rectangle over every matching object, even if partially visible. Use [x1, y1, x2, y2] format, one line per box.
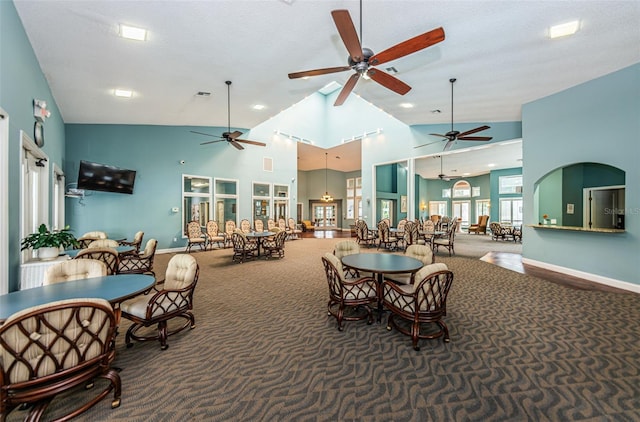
[0, 108, 8, 294]
[521, 257, 640, 294]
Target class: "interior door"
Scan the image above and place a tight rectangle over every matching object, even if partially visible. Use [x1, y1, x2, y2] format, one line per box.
[312, 202, 337, 230]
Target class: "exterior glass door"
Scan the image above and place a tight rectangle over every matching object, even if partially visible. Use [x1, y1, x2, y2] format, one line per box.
[313, 202, 337, 229]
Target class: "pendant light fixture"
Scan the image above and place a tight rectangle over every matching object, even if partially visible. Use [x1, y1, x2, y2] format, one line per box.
[321, 152, 333, 202]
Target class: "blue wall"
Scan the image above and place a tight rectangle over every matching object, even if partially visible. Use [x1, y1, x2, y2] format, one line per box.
[522, 63, 639, 286]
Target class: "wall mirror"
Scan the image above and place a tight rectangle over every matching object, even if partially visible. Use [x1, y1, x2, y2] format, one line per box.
[534, 162, 625, 230]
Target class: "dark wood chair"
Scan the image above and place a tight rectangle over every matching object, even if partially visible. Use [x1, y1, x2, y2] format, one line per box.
[205, 221, 226, 249]
[490, 222, 510, 241]
[231, 232, 258, 263]
[321, 253, 378, 331]
[262, 230, 287, 259]
[121, 254, 199, 350]
[383, 263, 453, 351]
[377, 220, 399, 251]
[185, 220, 206, 252]
[119, 230, 144, 253]
[355, 220, 377, 247]
[433, 220, 457, 256]
[0, 298, 121, 420]
[75, 247, 120, 275]
[118, 238, 157, 275]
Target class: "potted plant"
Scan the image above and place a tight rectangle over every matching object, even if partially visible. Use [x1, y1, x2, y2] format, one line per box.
[21, 224, 79, 260]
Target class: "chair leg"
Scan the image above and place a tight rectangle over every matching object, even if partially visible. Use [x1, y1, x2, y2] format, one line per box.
[158, 320, 169, 350]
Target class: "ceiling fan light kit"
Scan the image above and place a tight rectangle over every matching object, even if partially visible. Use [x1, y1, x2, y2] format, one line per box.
[288, 1, 445, 106]
[415, 78, 492, 151]
[190, 81, 266, 151]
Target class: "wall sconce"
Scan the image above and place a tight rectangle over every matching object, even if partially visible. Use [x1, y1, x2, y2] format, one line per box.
[366, 198, 371, 205]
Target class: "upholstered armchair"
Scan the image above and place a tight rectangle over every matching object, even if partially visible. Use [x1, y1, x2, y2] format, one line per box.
[333, 239, 362, 278]
[468, 215, 489, 235]
[231, 231, 258, 263]
[205, 220, 226, 249]
[119, 230, 144, 253]
[262, 230, 287, 259]
[377, 220, 399, 251]
[77, 230, 108, 248]
[120, 254, 199, 350]
[118, 238, 158, 275]
[384, 244, 435, 285]
[321, 253, 378, 331]
[88, 239, 120, 249]
[75, 247, 120, 275]
[383, 263, 453, 351]
[185, 220, 206, 252]
[490, 222, 510, 241]
[43, 258, 107, 285]
[0, 298, 121, 420]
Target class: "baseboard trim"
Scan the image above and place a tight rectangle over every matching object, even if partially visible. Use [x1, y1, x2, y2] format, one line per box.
[521, 258, 640, 294]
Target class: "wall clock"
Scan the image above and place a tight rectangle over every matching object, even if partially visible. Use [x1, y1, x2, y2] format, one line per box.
[34, 121, 44, 147]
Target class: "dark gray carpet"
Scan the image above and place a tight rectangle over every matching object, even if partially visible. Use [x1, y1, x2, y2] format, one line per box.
[10, 236, 639, 421]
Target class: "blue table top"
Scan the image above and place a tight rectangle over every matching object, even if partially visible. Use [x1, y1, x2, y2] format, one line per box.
[0, 274, 155, 321]
[64, 246, 134, 258]
[341, 253, 423, 275]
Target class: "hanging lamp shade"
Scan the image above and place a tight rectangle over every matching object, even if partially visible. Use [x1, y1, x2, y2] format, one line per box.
[322, 152, 333, 202]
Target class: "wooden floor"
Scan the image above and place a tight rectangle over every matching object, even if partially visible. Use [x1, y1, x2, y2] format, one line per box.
[303, 229, 631, 294]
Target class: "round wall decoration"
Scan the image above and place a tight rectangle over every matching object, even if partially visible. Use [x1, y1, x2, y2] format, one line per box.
[34, 121, 44, 147]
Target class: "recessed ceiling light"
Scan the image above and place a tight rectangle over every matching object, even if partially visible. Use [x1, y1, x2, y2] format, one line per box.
[549, 20, 579, 39]
[399, 103, 414, 109]
[487, 163, 496, 168]
[119, 24, 147, 41]
[114, 89, 132, 98]
[253, 104, 266, 110]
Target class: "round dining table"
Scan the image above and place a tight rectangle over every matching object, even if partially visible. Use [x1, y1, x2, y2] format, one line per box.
[0, 274, 155, 323]
[341, 253, 423, 322]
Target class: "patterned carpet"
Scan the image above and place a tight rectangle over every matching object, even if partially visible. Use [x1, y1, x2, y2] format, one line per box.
[11, 236, 639, 421]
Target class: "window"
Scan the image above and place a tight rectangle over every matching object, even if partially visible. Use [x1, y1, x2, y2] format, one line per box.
[429, 201, 447, 217]
[273, 184, 289, 220]
[346, 177, 362, 219]
[500, 198, 523, 226]
[252, 182, 271, 226]
[452, 201, 471, 228]
[452, 181, 471, 198]
[183, 175, 212, 237]
[476, 200, 490, 219]
[499, 175, 523, 194]
[214, 178, 238, 229]
[21, 130, 49, 263]
[442, 189, 451, 198]
[472, 187, 481, 197]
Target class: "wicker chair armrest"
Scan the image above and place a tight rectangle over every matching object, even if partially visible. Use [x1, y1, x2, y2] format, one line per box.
[144, 285, 193, 318]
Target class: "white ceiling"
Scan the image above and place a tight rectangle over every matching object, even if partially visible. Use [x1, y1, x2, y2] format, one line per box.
[13, 0, 640, 173]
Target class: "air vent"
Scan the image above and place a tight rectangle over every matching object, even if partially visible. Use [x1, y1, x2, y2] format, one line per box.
[263, 157, 273, 172]
[196, 92, 211, 97]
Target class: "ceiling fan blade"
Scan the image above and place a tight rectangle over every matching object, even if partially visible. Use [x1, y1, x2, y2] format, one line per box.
[331, 10, 363, 62]
[235, 139, 266, 147]
[229, 140, 245, 150]
[429, 133, 449, 139]
[443, 140, 455, 151]
[288, 66, 351, 79]
[191, 130, 223, 138]
[200, 139, 226, 145]
[457, 136, 493, 141]
[369, 27, 445, 67]
[227, 131, 243, 139]
[334, 73, 360, 106]
[367, 68, 411, 95]
[457, 125, 490, 138]
[414, 140, 444, 149]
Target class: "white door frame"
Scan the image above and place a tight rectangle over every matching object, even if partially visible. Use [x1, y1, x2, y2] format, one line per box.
[0, 108, 8, 294]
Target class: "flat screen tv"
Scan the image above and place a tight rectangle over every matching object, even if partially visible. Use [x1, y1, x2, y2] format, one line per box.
[77, 160, 136, 194]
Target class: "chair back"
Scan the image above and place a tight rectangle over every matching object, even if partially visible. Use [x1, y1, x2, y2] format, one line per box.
[278, 218, 287, 231]
[377, 220, 391, 242]
[403, 220, 419, 246]
[413, 263, 453, 313]
[43, 259, 107, 285]
[75, 247, 119, 275]
[254, 220, 264, 232]
[333, 240, 360, 259]
[267, 219, 276, 230]
[287, 218, 296, 230]
[121, 231, 144, 252]
[405, 244, 435, 266]
[164, 254, 199, 291]
[206, 220, 219, 237]
[397, 219, 407, 231]
[381, 218, 390, 227]
[0, 298, 120, 419]
[322, 253, 346, 296]
[225, 220, 237, 237]
[187, 221, 202, 239]
[88, 239, 119, 249]
[422, 219, 435, 233]
[139, 238, 157, 258]
[240, 219, 252, 233]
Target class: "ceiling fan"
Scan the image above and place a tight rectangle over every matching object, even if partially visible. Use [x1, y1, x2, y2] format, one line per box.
[287, 1, 445, 106]
[434, 155, 460, 182]
[415, 78, 492, 151]
[190, 81, 266, 151]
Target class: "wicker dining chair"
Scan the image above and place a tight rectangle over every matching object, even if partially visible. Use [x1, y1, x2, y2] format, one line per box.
[43, 258, 107, 285]
[75, 247, 120, 275]
[118, 238, 158, 275]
